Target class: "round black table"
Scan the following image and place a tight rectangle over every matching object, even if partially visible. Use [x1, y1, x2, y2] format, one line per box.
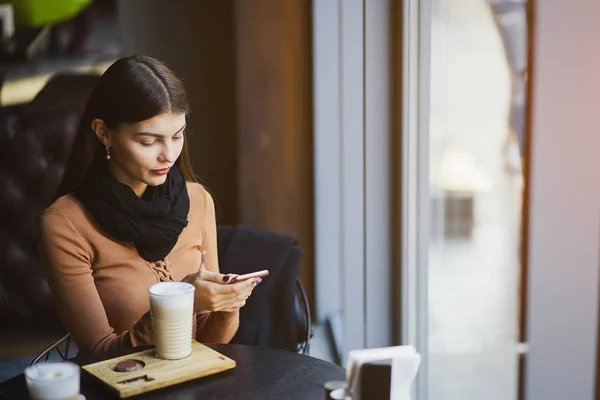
[0, 344, 345, 400]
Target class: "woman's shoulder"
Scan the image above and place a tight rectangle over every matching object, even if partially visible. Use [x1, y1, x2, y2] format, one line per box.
[45, 193, 84, 214]
[185, 182, 217, 228]
[185, 181, 205, 197]
[39, 194, 90, 229]
[186, 181, 214, 209]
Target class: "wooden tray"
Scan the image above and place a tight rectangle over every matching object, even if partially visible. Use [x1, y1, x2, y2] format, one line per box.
[82, 341, 236, 398]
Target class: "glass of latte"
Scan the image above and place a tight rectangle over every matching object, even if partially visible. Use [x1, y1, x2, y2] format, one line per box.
[148, 281, 195, 360]
[24, 361, 80, 400]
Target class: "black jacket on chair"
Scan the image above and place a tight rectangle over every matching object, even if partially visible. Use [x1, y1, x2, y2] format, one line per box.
[216, 225, 303, 352]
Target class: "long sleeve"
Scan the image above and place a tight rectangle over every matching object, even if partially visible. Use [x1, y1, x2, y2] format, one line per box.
[37, 207, 155, 354]
[195, 189, 240, 343]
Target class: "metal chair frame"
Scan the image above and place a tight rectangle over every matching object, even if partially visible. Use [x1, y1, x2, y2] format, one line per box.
[296, 277, 312, 355]
[30, 333, 71, 366]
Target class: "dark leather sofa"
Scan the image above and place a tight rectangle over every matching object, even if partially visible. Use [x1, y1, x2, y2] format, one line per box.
[0, 73, 101, 361]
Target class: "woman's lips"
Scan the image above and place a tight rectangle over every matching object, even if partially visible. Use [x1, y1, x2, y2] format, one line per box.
[152, 167, 170, 176]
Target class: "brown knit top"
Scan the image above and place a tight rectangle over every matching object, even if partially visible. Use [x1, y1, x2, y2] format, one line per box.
[36, 182, 239, 355]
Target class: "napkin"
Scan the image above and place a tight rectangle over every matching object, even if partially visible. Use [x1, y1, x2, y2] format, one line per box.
[346, 345, 421, 400]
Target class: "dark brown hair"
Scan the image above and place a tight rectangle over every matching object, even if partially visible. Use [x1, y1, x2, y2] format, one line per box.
[56, 55, 197, 198]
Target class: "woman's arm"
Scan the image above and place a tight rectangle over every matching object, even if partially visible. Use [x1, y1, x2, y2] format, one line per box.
[37, 208, 155, 354]
[195, 188, 239, 343]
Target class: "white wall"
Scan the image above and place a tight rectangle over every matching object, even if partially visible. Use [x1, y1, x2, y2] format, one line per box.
[525, 0, 600, 398]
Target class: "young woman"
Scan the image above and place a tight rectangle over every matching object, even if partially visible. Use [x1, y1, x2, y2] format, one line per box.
[36, 55, 259, 355]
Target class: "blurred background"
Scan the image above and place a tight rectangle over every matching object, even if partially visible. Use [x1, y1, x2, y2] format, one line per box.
[1, 1, 599, 399]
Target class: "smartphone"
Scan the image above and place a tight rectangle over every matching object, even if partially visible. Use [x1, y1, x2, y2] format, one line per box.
[230, 269, 270, 282]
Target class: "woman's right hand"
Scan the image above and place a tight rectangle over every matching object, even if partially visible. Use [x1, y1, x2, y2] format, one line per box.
[183, 268, 260, 312]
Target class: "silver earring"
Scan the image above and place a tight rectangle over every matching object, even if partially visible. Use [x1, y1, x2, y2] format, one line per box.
[105, 146, 111, 160]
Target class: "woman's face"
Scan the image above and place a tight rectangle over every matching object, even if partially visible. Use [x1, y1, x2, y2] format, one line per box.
[107, 112, 186, 196]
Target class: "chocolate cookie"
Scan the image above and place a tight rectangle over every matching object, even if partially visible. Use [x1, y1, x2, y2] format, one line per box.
[115, 359, 140, 373]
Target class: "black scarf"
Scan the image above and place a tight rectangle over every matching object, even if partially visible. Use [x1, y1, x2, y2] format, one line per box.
[76, 161, 190, 262]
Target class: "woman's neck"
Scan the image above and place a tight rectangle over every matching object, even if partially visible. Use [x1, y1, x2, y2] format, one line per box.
[108, 162, 147, 197]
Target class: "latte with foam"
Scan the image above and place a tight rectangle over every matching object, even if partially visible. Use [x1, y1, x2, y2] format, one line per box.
[149, 281, 195, 360]
[25, 361, 80, 400]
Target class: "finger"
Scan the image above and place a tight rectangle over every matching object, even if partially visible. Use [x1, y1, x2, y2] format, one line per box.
[214, 285, 245, 307]
[235, 290, 250, 303]
[209, 290, 241, 312]
[214, 297, 243, 312]
[244, 278, 262, 293]
[194, 280, 239, 308]
[229, 278, 261, 290]
[222, 273, 239, 283]
[198, 267, 231, 284]
[228, 300, 246, 309]
[214, 279, 258, 306]
[251, 277, 263, 287]
[239, 279, 261, 298]
[238, 285, 257, 302]
[219, 300, 247, 313]
[215, 286, 254, 310]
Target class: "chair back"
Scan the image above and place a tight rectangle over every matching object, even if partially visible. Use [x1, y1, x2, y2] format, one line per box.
[217, 225, 310, 353]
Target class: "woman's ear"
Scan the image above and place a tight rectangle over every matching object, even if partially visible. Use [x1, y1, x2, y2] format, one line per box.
[91, 119, 111, 147]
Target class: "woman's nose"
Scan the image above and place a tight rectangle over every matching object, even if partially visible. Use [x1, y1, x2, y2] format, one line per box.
[158, 144, 175, 163]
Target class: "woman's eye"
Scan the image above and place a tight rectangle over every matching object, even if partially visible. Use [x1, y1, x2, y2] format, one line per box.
[141, 141, 156, 147]
[173, 135, 183, 141]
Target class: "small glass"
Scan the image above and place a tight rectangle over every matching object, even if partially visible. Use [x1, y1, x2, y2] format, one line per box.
[24, 361, 80, 400]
